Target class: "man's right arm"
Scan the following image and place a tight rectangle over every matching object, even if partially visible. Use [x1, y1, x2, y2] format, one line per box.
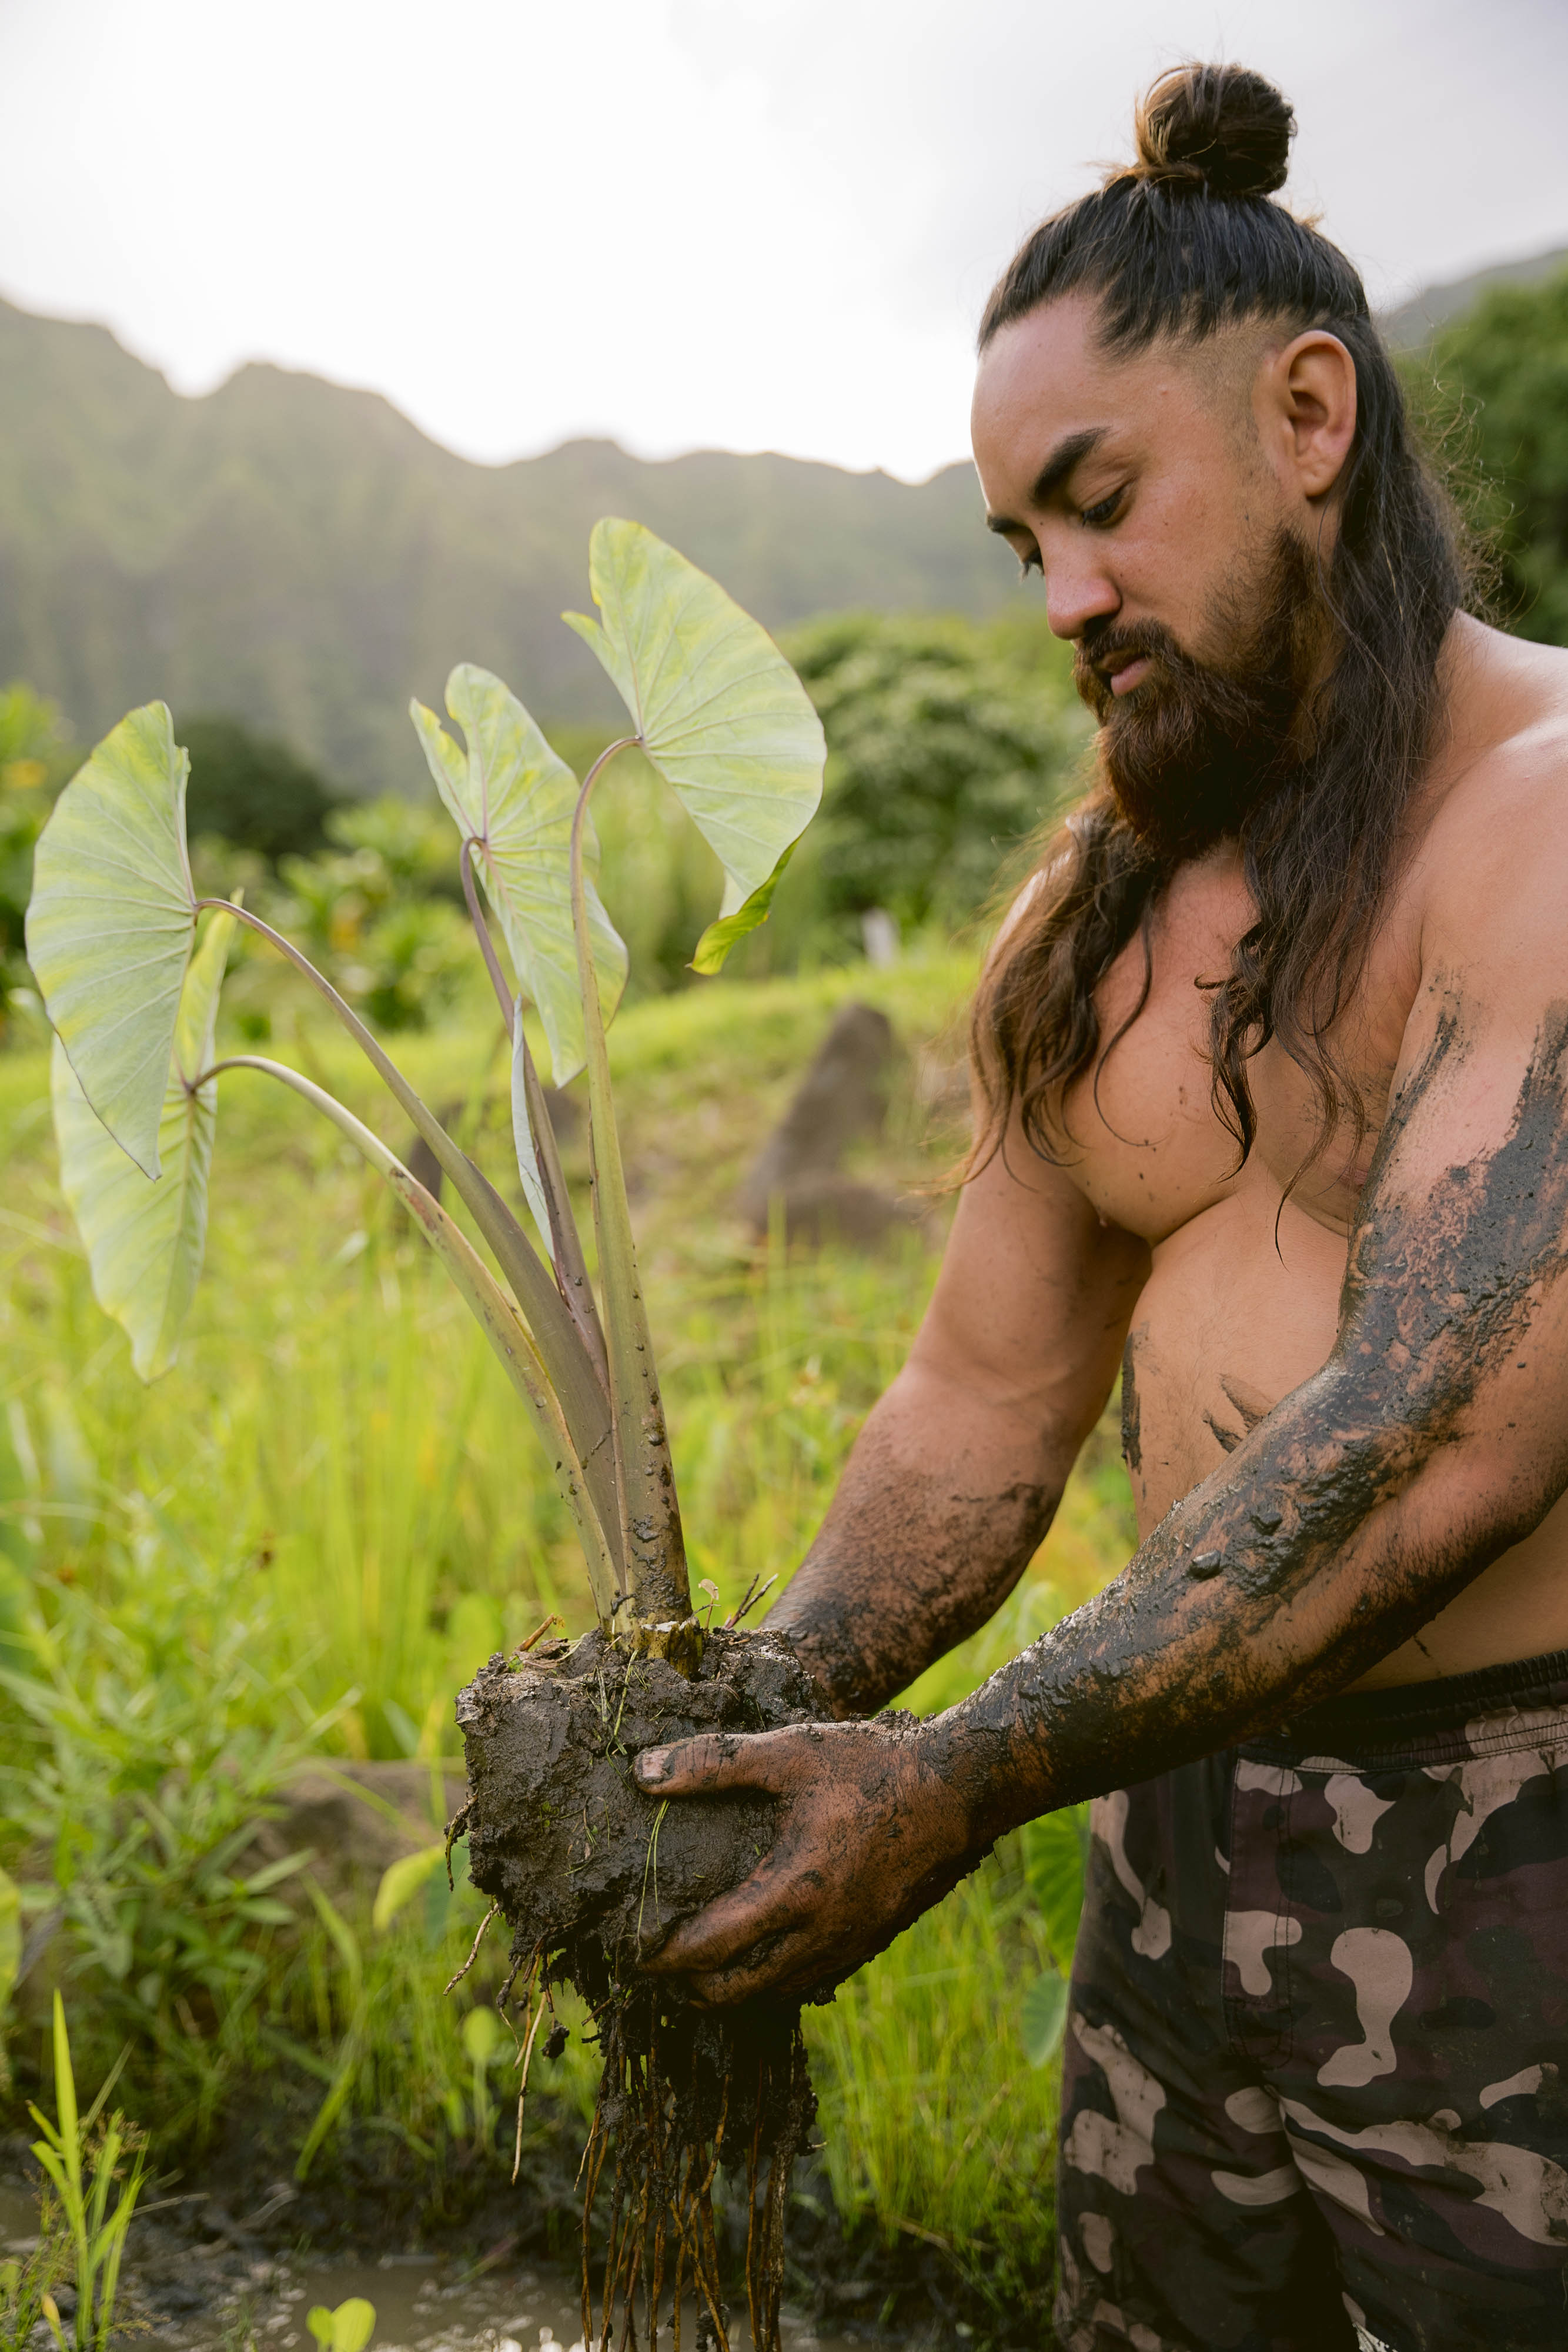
[768, 1134, 1149, 1716]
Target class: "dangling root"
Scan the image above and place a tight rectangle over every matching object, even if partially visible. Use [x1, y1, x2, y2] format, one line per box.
[573, 1975, 815, 2352]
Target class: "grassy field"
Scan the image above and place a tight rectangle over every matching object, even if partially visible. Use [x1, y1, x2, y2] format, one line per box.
[0, 947, 1131, 2336]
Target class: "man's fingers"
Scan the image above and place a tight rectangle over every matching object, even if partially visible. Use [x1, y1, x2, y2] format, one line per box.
[634, 1725, 800, 1798]
[641, 1860, 812, 1975]
[687, 1926, 825, 2007]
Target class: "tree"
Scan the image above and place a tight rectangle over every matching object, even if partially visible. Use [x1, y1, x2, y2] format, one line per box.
[178, 715, 336, 862]
[784, 609, 1088, 944]
[1422, 266, 1568, 646]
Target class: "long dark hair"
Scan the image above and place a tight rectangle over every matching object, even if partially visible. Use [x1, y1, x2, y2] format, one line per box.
[970, 64, 1476, 1172]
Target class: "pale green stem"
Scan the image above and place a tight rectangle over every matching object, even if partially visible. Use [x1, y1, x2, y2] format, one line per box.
[202, 1054, 620, 1630]
[194, 897, 623, 1583]
[454, 846, 609, 1385]
[568, 747, 690, 1621]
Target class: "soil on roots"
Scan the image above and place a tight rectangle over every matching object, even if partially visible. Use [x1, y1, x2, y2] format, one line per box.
[454, 1623, 833, 2352]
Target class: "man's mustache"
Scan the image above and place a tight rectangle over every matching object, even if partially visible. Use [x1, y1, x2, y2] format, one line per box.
[1072, 620, 1193, 716]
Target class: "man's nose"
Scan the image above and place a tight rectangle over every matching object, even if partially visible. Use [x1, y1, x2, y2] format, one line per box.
[1043, 543, 1121, 645]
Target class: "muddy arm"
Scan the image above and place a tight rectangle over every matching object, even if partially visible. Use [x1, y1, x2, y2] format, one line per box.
[640, 976, 1568, 2006]
[945, 981, 1568, 1841]
[768, 1141, 1149, 1717]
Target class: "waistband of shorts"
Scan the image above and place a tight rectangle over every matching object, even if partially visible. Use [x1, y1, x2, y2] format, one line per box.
[1241, 1646, 1568, 1770]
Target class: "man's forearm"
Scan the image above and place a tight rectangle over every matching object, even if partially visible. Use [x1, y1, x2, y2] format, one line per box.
[768, 1365, 1072, 1716]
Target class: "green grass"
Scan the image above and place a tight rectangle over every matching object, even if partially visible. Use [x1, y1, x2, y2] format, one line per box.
[0, 948, 1131, 2327]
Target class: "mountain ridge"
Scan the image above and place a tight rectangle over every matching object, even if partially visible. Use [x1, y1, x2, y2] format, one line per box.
[0, 296, 1021, 792]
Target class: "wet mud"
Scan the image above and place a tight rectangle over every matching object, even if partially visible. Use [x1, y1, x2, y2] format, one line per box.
[456, 1625, 834, 2352]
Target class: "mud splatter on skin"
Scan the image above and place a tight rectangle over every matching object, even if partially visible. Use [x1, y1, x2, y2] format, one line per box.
[768, 1443, 1057, 1718]
[1121, 1327, 1145, 1478]
[930, 997, 1568, 1843]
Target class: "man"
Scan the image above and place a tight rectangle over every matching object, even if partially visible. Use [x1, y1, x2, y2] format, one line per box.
[636, 61, 1568, 2351]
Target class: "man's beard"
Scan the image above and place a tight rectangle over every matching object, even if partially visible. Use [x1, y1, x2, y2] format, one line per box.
[1074, 529, 1323, 860]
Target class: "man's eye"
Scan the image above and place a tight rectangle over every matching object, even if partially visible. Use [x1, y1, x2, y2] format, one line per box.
[1019, 549, 1043, 579]
[1081, 490, 1124, 529]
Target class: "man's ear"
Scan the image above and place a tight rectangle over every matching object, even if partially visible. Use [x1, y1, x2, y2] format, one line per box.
[1259, 330, 1358, 505]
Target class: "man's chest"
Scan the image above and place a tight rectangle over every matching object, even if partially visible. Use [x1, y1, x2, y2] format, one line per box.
[1054, 850, 1418, 1247]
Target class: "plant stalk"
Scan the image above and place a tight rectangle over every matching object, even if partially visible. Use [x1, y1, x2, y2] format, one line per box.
[202, 1055, 620, 1629]
[456, 844, 610, 1387]
[195, 898, 624, 1583]
[567, 747, 690, 1622]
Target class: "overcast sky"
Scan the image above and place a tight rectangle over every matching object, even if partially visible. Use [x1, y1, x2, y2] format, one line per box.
[2, 0, 1566, 481]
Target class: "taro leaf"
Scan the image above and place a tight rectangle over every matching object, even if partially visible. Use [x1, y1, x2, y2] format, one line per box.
[53, 909, 235, 1381]
[410, 664, 627, 1084]
[26, 702, 199, 1177]
[1019, 1970, 1070, 2069]
[1023, 1802, 1089, 1972]
[563, 519, 825, 970]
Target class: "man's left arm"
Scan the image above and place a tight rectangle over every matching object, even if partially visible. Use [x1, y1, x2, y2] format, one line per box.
[638, 793, 1568, 2001]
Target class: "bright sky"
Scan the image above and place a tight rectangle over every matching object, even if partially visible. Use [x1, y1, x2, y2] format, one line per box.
[3, 0, 1566, 482]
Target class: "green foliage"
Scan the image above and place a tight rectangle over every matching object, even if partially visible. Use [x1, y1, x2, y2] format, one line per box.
[0, 955, 1131, 2293]
[0, 2197, 71, 2352]
[216, 794, 476, 1036]
[1024, 1803, 1090, 1975]
[1419, 263, 1568, 644]
[565, 517, 826, 970]
[26, 703, 198, 1177]
[1, 685, 80, 1045]
[410, 663, 627, 1083]
[52, 910, 233, 1378]
[807, 1842, 1062, 2336]
[784, 609, 1087, 943]
[0, 1519, 328, 2136]
[306, 2300, 375, 2352]
[180, 715, 336, 863]
[27, 1995, 147, 2351]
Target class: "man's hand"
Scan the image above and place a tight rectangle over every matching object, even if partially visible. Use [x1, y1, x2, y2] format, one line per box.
[632, 1718, 984, 2004]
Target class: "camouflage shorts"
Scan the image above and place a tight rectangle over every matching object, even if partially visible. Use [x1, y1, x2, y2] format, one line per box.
[1055, 1650, 1568, 2351]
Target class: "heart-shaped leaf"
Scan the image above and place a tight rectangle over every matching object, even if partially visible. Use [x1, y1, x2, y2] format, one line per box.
[26, 703, 198, 1177]
[563, 520, 824, 970]
[410, 665, 627, 1083]
[1020, 1970, 1070, 2069]
[53, 908, 235, 1381]
[1022, 1802, 1089, 1972]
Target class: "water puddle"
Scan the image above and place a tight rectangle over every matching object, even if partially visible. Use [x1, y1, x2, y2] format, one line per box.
[1, 2185, 853, 2351]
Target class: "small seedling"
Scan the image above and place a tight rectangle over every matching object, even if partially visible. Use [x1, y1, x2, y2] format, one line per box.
[306, 2298, 375, 2352]
[26, 1994, 146, 2352]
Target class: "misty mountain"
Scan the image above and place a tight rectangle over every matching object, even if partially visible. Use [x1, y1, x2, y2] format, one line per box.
[0, 297, 1023, 793]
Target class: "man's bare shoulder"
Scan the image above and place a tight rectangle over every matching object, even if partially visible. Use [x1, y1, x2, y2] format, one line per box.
[1414, 622, 1568, 952]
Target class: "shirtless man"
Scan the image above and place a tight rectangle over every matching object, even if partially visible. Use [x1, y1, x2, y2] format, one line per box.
[635, 63, 1568, 2350]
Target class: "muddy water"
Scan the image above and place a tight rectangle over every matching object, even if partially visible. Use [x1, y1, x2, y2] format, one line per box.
[0, 2183, 856, 2351]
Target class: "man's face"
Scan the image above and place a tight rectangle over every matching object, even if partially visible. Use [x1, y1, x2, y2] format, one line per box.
[971, 295, 1320, 854]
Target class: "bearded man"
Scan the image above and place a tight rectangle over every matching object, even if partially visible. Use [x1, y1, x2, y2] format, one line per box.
[634, 61, 1568, 2351]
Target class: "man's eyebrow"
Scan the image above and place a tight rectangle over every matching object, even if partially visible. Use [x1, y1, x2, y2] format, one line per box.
[984, 426, 1107, 535]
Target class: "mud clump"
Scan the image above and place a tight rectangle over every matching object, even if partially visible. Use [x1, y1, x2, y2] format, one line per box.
[454, 1622, 833, 2352]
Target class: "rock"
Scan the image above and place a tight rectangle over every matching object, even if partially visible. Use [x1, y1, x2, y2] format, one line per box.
[241, 1759, 468, 1903]
[740, 1003, 919, 1247]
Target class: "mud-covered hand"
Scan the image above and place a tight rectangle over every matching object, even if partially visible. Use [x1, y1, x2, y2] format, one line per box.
[631, 1716, 985, 2003]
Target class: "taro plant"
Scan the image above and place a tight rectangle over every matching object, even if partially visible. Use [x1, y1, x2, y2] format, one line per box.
[26, 522, 829, 2352]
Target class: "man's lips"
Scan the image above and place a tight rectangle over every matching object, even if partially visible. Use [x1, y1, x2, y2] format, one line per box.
[1105, 653, 1152, 697]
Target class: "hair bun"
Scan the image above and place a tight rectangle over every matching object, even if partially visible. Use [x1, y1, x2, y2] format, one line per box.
[1131, 62, 1294, 200]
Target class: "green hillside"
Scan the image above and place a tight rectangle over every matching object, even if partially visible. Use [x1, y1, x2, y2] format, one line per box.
[0, 297, 1024, 793]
